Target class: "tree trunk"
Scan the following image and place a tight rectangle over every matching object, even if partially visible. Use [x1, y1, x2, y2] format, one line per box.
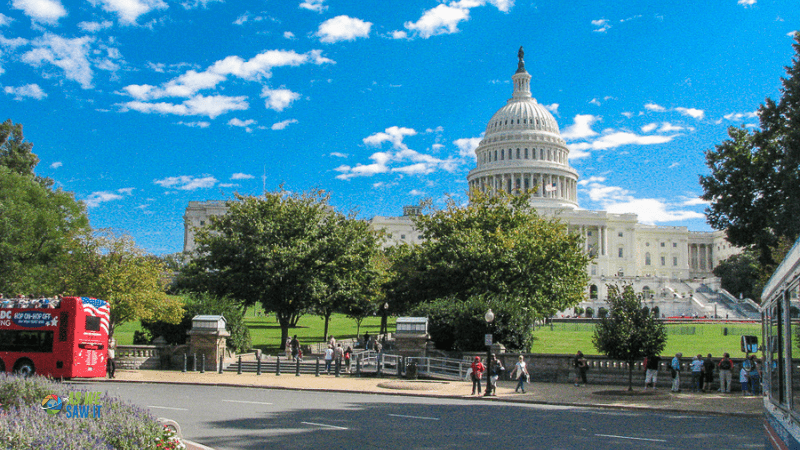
[355, 319, 362, 338]
[278, 312, 291, 352]
[323, 312, 331, 342]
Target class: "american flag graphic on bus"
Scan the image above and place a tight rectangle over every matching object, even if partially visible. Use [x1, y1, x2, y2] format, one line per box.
[81, 297, 110, 334]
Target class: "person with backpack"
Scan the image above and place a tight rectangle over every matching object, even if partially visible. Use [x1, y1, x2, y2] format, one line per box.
[702, 353, 715, 392]
[344, 346, 352, 373]
[644, 354, 661, 390]
[718, 352, 733, 393]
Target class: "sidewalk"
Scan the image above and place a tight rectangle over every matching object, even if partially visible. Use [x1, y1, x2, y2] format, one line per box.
[97, 369, 763, 417]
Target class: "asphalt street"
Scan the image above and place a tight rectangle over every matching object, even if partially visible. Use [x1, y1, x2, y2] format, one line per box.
[79, 382, 764, 450]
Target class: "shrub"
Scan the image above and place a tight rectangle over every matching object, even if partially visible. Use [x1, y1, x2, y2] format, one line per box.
[574, 306, 584, 316]
[584, 307, 594, 318]
[0, 374, 185, 449]
[598, 307, 609, 318]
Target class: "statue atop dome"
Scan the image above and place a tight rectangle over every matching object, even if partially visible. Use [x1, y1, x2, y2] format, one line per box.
[516, 46, 526, 73]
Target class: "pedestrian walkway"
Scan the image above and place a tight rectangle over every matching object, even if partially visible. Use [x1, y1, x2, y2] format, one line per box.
[97, 369, 762, 417]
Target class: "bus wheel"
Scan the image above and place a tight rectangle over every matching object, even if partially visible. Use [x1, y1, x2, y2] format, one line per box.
[13, 359, 35, 378]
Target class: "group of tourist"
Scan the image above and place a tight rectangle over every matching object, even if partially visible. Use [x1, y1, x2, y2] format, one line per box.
[662, 352, 761, 395]
[0, 294, 61, 309]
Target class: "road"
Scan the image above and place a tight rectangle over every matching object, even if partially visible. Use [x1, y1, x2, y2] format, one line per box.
[76, 382, 764, 450]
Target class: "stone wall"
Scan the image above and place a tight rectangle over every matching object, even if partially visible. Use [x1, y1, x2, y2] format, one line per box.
[116, 345, 163, 370]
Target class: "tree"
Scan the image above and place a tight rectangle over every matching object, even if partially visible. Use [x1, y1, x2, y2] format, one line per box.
[713, 250, 763, 302]
[0, 119, 39, 177]
[387, 189, 591, 350]
[701, 34, 800, 267]
[0, 166, 89, 295]
[593, 284, 667, 391]
[178, 189, 384, 350]
[60, 230, 183, 337]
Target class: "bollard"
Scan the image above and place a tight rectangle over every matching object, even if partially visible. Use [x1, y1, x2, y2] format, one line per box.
[237, 355, 242, 374]
[335, 358, 340, 378]
[200, 354, 205, 373]
[315, 357, 320, 377]
[356, 354, 361, 377]
[182, 353, 187, 373]
[397, 356, 403, 378]
[256, 354, 262, 376]
[295, 357, 301, 377]
[192, 353, 197, 372]
[218, 355, 223, 374]
[276, 356, 281, 376]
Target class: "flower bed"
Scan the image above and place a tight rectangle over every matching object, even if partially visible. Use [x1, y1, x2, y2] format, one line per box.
[0, 374, 184, 450]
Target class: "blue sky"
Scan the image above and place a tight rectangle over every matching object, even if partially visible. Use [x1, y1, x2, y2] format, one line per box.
[2, 0, 797, 255]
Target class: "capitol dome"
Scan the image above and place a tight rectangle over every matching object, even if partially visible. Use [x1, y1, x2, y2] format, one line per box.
[467, 47, 579, 210]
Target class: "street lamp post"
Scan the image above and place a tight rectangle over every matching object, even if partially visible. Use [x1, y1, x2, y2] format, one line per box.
[381, 302, 389, 336]
[484, 308, 494, 396]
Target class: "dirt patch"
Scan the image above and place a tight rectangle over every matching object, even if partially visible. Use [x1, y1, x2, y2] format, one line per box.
[377, 380, 451, 391]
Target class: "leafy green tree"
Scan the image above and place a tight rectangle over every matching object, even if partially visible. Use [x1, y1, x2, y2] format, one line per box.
[593, 284, 667, 391]
[0, 119, 38, 177]
[178, 189, 384, 350]
[387, 189, 591, 350]
[60, 230, 184, 337]
[713, 250, 763, 302]
[701, 34, 800, 267]
[0, 167, 89, 295]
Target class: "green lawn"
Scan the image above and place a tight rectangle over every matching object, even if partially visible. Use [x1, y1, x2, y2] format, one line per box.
[530, 322, 761, 358]
[116, 311, 760, 359]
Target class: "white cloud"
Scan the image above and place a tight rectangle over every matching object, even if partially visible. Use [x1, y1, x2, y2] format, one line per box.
[577, 176, 606, 186]
[738, 0, 756, 7]
[329, 152, 348, 158]
[683, 197, 710, 206]
[487, 0, 514, 12]
[789, 31, 798, 37]
[454, 136, 481, 159]
[4, 83, 46, 100]
[154, 175, 217, 190]
[390, 30, 408, 40]
[404, 4, 470, 38]
[545, 103, 559, 115]
[85, 191, 123, 208]
[261, 87, 300, 111]
[640, 123, 658, 133]
[336, 126, 459, 180]
[316, 15, 371, 43]
[722, 111, 758, 122]
[675, 107, 704, 120]
[284, 31, 295, 39]
[50, 161, 62, 169]
[299, 0, 326, 12]
[657, 122, 684, 133]
[89, 0, 168, 25]
[591, 19, 610, 32]
[231, 172, 254, 180]
[561, 114, 599, 140]
[78, 20, 113, 32]
[123, 49, 332, 101]
[271, 119, 298, 130]
[577, 131, 676, 150]
[177, 121, 210, 128]
[181, 0, 222, 9]
[120, 94, 249, 119]
[409, 189, 425, 196]
[668, 162, 680, 169]
[12, 0, 67, 24]
[580, 179, 705, 224]
[228, 118, 255, 127]
[644, 103, 666, 112]
[22, 34, 94, 89]
[0, 13, 11, 26]
[589, 98, 601, 106]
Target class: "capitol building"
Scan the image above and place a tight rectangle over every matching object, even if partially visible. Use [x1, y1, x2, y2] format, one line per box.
[184, 48, 755, 319]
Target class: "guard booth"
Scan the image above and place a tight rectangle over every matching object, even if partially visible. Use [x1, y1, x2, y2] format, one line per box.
[187, 315, 230, 371]
[395, 317, 429, 358]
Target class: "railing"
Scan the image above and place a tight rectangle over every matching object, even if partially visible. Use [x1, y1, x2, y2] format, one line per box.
[406, 356, 470, 380]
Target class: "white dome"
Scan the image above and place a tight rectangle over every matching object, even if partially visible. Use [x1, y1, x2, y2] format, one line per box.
[467, 47, 579, 210]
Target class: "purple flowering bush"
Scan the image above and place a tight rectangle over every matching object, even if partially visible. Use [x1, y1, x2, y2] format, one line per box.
[0, 374, 185, 450]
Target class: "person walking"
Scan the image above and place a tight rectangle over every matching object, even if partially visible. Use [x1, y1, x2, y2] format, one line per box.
[470, 356, 485, 395]
[324, 345, 334, 375]
[644, 354, 660, 390]
[363, 332, 370, 350]
[106, 338, 116, 379]
[284, 337, 292, 359]
[290, 335, 300, 361]
[747, 354, 761, 395]
[718, 352, 733, 393]
[702, 353, 715, 392]
[670, 353, 683, 392]
[574, 351, 589, 387]
[512, 355, 529, 393]
[690, 355, 703, 392]
[485, 354, 504, 396]
[334, 343, 344, 374]
[344, 346, 352, 373]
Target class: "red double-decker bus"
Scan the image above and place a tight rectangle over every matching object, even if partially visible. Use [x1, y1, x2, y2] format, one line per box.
[0, 296, 110, 379]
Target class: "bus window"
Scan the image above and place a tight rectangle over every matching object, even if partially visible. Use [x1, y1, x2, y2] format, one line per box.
[790, 289, 800, 412]
[0, 330, 54, 353]
[85, 316, 100, 332]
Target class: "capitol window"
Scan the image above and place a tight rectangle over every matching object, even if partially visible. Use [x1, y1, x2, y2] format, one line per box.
[645, 252, 651, 265]
[516, 148, 520, 159]
[525, 148, 529, 158]
[661, 256, 666, 266]
[673, 256, 678, 266]
[618, 247, 623, 258]
[618, 232, 623, 237]
[673, 242, 677, 248]
[661, 242, 666, 247]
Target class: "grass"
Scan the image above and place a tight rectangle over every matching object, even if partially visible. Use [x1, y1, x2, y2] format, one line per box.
[115, 307, 760, 358]
[530, 322, 761, 358]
